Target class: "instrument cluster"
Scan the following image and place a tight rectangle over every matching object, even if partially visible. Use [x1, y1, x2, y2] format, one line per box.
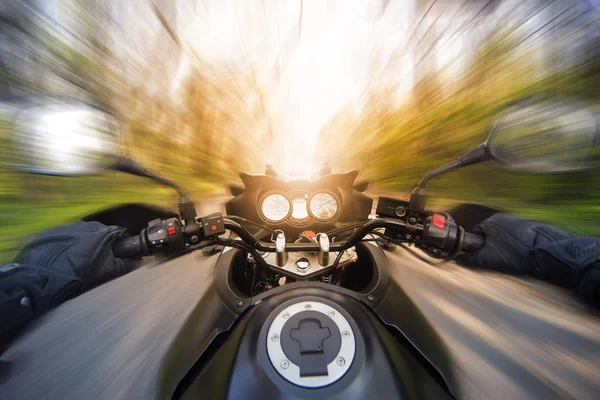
[258, 190, 340, 226]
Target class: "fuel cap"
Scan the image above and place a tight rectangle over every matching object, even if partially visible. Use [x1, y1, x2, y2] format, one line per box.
[266, 301, 355, 388]
[295, 257, 310, 271]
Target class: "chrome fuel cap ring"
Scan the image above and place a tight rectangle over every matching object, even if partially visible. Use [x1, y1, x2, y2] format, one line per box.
[266, 301, 356, 388]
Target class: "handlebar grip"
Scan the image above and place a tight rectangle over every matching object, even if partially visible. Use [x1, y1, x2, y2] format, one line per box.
[113, 234, 151, 258]
[461, 232, 485, 253]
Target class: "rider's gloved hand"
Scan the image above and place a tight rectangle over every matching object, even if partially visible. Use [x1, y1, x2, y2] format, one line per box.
[456, 213, 600, 305]
[0, 263, 82, 334]
[0, 221, 140, 334]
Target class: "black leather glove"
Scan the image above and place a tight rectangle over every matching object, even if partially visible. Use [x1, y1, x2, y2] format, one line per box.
[456, 213, 600, 305]
[13, 221, 137, 288]
[0, 221, 140, 334]
[0, 263, 82, 334]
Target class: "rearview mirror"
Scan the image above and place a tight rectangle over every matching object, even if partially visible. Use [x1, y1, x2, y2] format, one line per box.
[486, 98, 599, 174]
[411, 95, 599, 213]
[12, 104, 120, 176]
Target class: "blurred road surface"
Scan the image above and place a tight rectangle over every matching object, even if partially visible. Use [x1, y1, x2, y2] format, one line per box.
[1, 193, 600, 399]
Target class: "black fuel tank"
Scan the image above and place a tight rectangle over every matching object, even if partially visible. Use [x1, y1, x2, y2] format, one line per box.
[180, 287, 453, 399]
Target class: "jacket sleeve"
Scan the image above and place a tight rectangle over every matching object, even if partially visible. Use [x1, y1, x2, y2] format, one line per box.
[456, 213, 600, 305]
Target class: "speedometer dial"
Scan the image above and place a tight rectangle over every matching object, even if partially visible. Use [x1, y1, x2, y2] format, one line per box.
[260, 193, 291, 222]
[309, 192, 339, 221]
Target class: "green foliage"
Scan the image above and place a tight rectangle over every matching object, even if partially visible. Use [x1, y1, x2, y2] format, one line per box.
[319, 28, 600, 236]
[0, 171, 224, 263]
[0, 2, 263, 263]
[3, 0, 600, 264]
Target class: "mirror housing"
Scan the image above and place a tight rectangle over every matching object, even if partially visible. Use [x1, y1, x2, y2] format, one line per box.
[485, 97, 599, 174]
[410, 95, 599, 213]
[10, 103, 198, 222]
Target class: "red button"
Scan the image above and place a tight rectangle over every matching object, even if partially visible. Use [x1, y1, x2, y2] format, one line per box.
[432, 213, 446, 229]
[167, 226, 176, 235]
[211, 225, 217, 231]
[302, 230, 316, 238]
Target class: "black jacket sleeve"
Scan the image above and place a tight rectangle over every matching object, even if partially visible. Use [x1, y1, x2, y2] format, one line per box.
[456, 213, 600, 305]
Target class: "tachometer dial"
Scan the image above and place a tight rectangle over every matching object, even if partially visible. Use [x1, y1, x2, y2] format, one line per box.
[260, 193, 291, 222]
[309, 192, 339, 221]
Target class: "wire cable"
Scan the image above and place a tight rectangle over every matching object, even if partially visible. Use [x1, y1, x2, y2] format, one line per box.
[224, 216, 277, 234]
[326, 221, 369, 239]
[361, 231, 449, 268]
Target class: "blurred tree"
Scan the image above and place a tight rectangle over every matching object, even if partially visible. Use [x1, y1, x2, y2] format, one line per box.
[318, 0, 600, 229]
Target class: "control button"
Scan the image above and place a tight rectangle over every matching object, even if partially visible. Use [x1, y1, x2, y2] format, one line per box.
[147, 219, 169, 245]
[432, 213, 446, 229]
[167, 226, 176, 235]
[201, 213, 226, 236]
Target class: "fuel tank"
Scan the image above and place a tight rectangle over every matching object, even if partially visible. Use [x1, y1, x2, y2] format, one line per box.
[177, 286, 453, 399]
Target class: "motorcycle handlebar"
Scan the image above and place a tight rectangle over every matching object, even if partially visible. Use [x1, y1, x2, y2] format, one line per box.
[113, 233, 151, 258]
[461, 231, 486, 253]
[223, 217, 419, 253]
[112, 215, 485, 259]
[223, 217, 486, 255]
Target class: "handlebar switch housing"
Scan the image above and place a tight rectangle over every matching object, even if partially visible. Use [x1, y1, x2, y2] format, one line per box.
[147, 218, 185, 253]
[147, 218, 168, 246]
[201, 213, 226, 237]
[421, 215, 459, 254]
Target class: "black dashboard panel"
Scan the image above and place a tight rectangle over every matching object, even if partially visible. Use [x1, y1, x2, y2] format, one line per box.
[224, 171, 373, 235]
[257, 188, 342, 227]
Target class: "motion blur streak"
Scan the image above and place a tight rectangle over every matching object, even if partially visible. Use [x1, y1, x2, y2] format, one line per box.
[2, 1, 600, 398]
[1, 0, 600, 251]
[387, 250, 600, 399]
